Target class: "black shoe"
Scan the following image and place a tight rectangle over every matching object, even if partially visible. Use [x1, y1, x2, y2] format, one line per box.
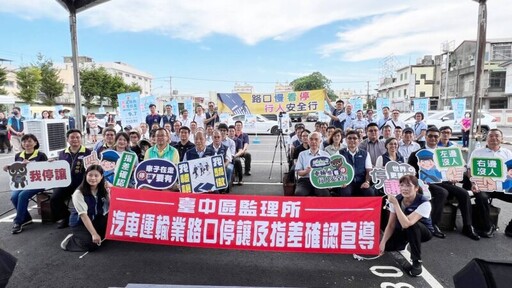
[0, 150, 4, 154]
[432, 225, 446, 239]
[462, 225, 480, 241]
[478, 224, 496, 238]
[505, 223, 512, 238]
[21, 218, 33, 227]
[408, 260, 423, 277]
[11, 223, 22, 234]
[244, 171, 251, 176]
[57, 219, 69, 229]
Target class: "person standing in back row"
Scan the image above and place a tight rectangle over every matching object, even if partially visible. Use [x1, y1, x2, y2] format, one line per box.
[7, 107, 24, 153]
[145, 104, 161, 128]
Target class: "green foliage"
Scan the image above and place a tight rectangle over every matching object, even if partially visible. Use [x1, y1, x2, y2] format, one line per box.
[16, 66, 42, 104]
[290, 71, 337, 101]
[366, 98, 376, 110]
[36, 54, 65, 105]
[0, 66, 7, 95]
[80, 66, 142, 109]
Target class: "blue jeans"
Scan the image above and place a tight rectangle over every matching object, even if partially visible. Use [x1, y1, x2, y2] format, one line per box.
[11, 189, 44, 225]
[226, 163, 234, 186]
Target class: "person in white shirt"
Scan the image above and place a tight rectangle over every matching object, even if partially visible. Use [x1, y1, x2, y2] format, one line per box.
[180, 109, 192, 128]
[294, 132, 331, 196]
[399, 128, 421, 163]
[468, 129, 512, 238]
[192, 106, 206, 130]
[385, 109, 406, 135]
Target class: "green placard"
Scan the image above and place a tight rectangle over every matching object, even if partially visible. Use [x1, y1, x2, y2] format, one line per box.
[113, 151, 138, 187]
[471, 157, 504, 179]
[435, 147, 465, 168]
[309, 154, 354, 189]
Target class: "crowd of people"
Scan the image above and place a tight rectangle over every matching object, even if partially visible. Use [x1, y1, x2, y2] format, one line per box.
[2, 100, 511, 278]
[287, 99, 511, 276]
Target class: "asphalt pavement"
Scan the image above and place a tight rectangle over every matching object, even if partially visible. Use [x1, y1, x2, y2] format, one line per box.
[0, 126, 511, 287]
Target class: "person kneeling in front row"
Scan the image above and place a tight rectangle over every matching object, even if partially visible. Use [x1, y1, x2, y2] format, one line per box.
[61, 165, 109, 252]
[379, 175, 433, 277]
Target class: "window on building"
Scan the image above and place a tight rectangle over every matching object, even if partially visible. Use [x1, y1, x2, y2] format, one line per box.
[415, 80, 420, 85]
[420, 74, 426, 80]
[489, 71, 506, 89]
[419, 92, 426, 97]
[398, 90, 401, 97]
[400, 74, 403, 81]
[404, 72, 408, 80]
[492, 43, 512, 60]
[404, 89, 407, 97]
[489, 98, 508, 109]
[125, 73, 130, 77]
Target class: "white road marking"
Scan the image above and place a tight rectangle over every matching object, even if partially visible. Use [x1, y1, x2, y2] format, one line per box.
[0, 204, 38, 222]
[399, 249, 443, 288]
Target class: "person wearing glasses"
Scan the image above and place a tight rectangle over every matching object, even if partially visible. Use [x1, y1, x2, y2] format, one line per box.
[334, 130, 375, 197]
[467, 129, 512, 238]
[294, 132, 330, 197]
[437, 126, 457, 147]
[408, 127, 479, 241]
[359, 123, 386, 167]
[204, 102, 219, 128]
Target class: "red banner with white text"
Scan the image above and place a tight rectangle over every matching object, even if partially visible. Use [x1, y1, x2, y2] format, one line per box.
[106, 187, 381, 255]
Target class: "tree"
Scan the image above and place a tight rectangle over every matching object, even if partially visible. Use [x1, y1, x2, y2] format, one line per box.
[290, 71, 337, 101]
[0, 66, 7, 95]
[36, 54, 65, 106]
[80, 66, 111, 109]
[16, 66, 42, 104]
[106, 75, 127, 109]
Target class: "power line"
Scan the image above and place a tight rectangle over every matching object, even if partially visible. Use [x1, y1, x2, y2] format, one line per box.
[153, 75, 377, 84]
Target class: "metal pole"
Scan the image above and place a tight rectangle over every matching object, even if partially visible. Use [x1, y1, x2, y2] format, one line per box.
[469, 0, 487, 153]
[70, 10, 84, 136]
[444, 52, 450, 108]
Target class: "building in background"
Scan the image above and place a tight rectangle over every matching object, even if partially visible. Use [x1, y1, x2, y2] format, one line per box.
[440, 39, 510, 110]
[377, 56, 437, 112]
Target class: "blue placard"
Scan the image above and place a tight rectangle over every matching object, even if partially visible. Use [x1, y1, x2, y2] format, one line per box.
[413, 98, 429, 117]
[134, 159, 178, 189]
[117, 92, 141, 127]
[19, 104, 32, 119]
[451, 98, 466, 130]
[349, 98, 363, 112]
[376, 98, 390, 121]
[184, 99, 194, 114]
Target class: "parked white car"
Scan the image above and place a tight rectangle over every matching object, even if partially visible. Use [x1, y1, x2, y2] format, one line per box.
[405, 110, 497, 140]
[227, 114, 290, 135]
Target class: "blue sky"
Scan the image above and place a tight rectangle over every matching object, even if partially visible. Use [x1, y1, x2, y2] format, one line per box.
[1, 0, 511, 97]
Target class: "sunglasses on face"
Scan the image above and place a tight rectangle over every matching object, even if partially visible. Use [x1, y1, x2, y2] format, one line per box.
[427, 134, 439, 138]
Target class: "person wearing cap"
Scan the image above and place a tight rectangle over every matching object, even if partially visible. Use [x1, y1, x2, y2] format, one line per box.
[399, 127, 420, 163]
[99, 150, 121, 185]
[408, 127, 480, 241]
[416, 150, 441, 184]
[171, 126, 195, 162]
[145, 104, 161, 128]
[123, 125, 133, 133]
[467, 129, 512, 238]
[160, 104, 177, 131]
[62, 109, 76, 130]
[385, 109, 405, 135]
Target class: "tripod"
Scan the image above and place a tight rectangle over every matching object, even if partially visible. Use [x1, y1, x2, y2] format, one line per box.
[268, 114, 288, 181]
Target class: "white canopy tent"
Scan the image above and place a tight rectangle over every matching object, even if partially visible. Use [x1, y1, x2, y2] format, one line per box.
[0, 95, 15, 105]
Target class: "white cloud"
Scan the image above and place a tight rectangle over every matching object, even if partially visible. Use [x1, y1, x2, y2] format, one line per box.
[2, 0, 510, 62]
[319, 0, 512, 61]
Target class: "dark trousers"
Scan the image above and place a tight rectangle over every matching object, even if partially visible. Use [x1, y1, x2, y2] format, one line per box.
[429, 182, 473, 226]
[462, 130, 470, 147]
[0, 133, 10, 151]
[385, 222, 432, 261]
[233, 157, 243, 181]
[65, 214, 107, 252]
[241, 152, 251, 173]
[295, 178, 330, 196]
[474, 191, 512, 231]
[416, 140, 426, 149]
[51, 185, 79, 222]
[332, 182, 376, 197]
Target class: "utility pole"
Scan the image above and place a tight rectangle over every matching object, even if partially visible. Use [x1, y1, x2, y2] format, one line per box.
[169, 75, 172, 98]
[366, 81, 370, 109]
[469, 0, 487, 154]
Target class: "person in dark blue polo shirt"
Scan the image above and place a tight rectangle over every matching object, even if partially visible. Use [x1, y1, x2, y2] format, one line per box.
[51, 129, 92, 229]
[145, 104, 161, 128]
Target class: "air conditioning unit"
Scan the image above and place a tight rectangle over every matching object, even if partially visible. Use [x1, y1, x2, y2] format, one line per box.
[24, 119, 68, 159]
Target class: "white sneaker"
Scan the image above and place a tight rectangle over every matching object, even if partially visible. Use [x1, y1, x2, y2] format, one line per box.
[61, 234, 73, 251]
